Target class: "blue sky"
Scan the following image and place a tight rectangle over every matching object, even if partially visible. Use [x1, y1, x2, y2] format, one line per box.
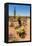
[9, 4, 30, 16]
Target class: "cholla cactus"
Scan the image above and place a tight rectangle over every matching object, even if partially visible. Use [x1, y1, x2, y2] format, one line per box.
[19, 27, 26, 38]
[16, 25, 26, 38]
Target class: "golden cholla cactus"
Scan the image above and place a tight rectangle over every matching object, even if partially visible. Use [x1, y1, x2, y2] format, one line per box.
[16, 25, 24, 33]
[15, 25, 26, 38]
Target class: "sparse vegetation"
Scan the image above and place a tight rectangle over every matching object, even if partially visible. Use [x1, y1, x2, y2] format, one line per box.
[8, 16, 30, 42]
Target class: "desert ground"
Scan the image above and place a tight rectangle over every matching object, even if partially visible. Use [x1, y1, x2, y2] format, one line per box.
[8, 16, 30, 42]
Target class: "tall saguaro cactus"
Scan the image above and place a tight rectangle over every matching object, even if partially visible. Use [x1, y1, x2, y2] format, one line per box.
[14, 7, 16, 19]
